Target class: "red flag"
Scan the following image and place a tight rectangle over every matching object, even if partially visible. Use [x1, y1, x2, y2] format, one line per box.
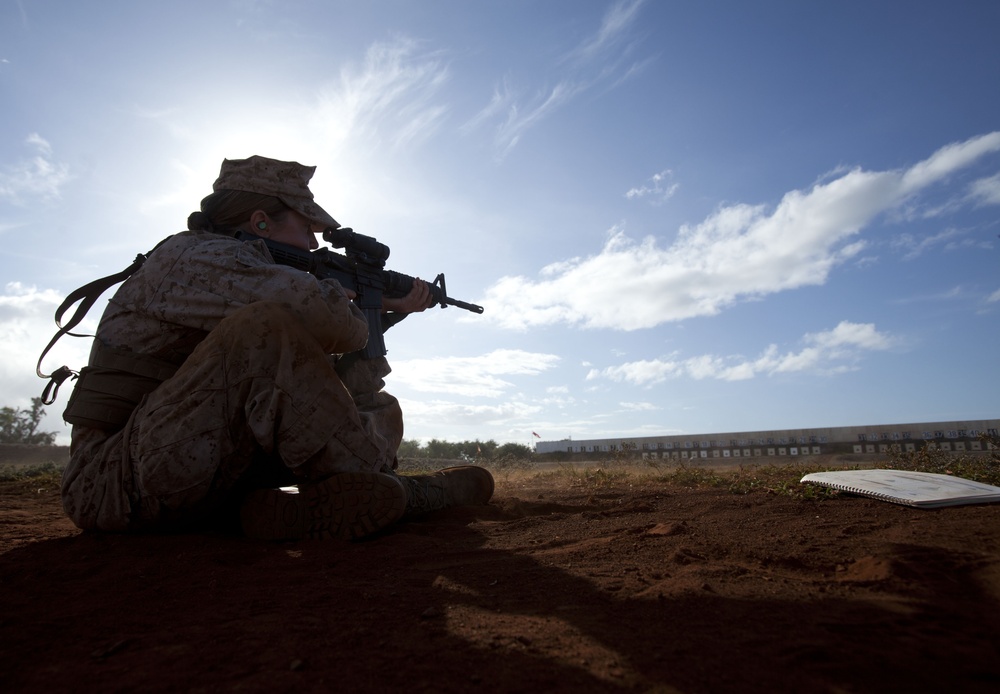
[532, 432, 541, 438]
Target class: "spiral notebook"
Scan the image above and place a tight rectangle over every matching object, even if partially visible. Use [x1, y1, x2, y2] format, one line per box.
[800, 470, 1000, 509]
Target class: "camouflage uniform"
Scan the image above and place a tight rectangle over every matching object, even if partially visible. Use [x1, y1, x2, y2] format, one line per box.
[62, 230, 403, 532]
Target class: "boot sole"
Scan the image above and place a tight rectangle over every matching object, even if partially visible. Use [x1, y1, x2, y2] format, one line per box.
[241, 472, 407, 541]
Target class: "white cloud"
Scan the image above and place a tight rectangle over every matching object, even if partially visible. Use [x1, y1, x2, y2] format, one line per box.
[396, 396, 549, 443]
[802, 320, 892, 352]
[969, 172, 1000, 206]
[986, 288, 1000, 304]
[482, 132, 1000, 331]
[400, 397, 545, 424]
[900, 132, 1000, 192]
[0, 282, 93, 443]
[619, 401, 659, 411]
[25, 133, 52, 156]
[390, 348, 560, 397]
[625, 169, 679, 204]
[586, 356, 682, 385]
[587, 321, 895, 385]
[0, 133, 72, 204]
[0, 282, 93, 378]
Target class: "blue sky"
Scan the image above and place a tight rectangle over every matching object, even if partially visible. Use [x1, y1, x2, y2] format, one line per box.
[2, 0, 998, 447]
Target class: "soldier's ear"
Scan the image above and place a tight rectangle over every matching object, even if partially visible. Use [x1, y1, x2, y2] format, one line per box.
[248, 210, 270, 235]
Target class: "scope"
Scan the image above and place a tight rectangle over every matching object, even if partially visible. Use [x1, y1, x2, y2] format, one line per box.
[323, 227, 390, 263]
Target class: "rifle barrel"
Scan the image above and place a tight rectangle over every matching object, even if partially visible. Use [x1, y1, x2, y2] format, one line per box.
[443, 296, 485, 313]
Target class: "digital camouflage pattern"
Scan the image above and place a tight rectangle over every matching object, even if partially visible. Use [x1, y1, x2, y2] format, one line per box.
[213, 155, 339, 230]
[62, 230, 402, 532]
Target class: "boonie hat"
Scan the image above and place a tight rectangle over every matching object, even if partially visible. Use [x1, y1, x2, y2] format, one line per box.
[212, 155, 339, 229]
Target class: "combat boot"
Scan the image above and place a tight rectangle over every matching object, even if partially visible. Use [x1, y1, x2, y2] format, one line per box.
[397, 465, 495, 517]
[240, 471, 407, 541]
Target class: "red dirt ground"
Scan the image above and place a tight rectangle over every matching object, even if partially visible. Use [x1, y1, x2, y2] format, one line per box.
[2, 467, 999, 693]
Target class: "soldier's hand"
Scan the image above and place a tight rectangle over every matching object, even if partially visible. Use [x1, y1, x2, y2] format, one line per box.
[382, 278, 433, 314]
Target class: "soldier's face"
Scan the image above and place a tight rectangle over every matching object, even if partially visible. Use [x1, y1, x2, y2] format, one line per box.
[267, 210, 321, 251]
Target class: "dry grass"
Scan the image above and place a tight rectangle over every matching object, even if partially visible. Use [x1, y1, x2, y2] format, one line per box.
[498, 434, 1000, 501]
[877, 436, 1000, 486]
[4, 435, 997, 503]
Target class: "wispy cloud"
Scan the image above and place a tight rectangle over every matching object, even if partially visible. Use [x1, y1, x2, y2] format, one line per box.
[132, 36, 452, 219]
[565, 0, 646, 64]
[313, 37, 450, 153]
[465, 0, 649, 159]
[0, 133, 72, 204]
[969, 172, 1000, 206]
[390, 348, 560, 397]
[15, 0, 28, 28]
[900, 134, 1000, 192]
[891, 226, 993, 260]
[486, 82, 581, 161]
[625, 169, 678, 204]
[619, 401, 659, 411]
[889, 285, 971, 306]
[587, 321, 895, 385]
[482, 132, 1000, 331]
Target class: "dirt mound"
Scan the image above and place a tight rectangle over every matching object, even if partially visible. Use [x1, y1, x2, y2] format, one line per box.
[1, 472, 998, 693]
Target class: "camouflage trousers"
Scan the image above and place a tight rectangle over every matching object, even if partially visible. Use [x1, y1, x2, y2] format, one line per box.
[62, 302, 403, 532]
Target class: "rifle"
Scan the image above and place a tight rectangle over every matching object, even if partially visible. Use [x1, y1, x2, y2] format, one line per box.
[236, 227, 484, 359]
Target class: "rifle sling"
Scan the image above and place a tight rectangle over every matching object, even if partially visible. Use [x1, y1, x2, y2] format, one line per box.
[36, 251, 151, 404]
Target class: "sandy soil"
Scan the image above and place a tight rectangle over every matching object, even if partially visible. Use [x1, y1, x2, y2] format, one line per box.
[1, 466, 999, 693]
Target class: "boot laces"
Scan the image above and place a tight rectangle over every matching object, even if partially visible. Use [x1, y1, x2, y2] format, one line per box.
[400, 475, 447, 515]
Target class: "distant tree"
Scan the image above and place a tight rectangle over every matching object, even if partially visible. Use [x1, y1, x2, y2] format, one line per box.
[0, 398, 58, 445]
[463, 439, 497, 459]
[424, 438, 458, 459]
[496, 442, 532, 458]
[395, 437, 536, 461]
[396, 439, 426, 459]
